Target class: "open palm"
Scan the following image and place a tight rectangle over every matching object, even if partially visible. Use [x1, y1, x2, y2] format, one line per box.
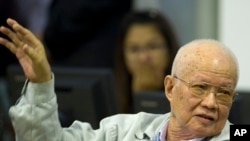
[0, 18, 51, 82]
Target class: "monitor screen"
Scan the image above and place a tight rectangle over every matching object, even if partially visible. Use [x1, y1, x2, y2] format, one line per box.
[6, 65, 118, 129]
[228, 91, 250, 124]
[133, 91, 170, 114]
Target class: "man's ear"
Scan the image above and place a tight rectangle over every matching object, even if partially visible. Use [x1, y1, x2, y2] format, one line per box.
[164, 75, 175, 102]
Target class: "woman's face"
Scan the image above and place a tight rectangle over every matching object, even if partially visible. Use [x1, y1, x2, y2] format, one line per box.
[123, 23, 170, 91]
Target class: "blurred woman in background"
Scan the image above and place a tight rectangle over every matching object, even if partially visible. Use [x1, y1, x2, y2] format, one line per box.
[114, 10, 180, 113]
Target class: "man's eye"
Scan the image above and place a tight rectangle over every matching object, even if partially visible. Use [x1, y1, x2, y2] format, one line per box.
[191, 84, 207, 94]
[192, 84, 207, 90]
[217, 89, 231, 96]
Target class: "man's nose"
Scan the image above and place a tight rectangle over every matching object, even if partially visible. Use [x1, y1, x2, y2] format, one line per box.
[201, 92, 218, 110]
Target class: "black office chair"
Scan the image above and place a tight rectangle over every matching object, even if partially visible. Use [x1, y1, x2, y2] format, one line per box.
[228, 91, 250, 124]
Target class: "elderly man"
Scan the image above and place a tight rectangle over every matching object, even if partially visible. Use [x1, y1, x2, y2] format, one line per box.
[0, 18, 238, 141]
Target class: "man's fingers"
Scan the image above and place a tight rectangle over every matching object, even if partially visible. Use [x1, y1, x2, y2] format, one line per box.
[6, 18, 18, 27]
[0, 26, 23, 47]
[7, 18, 40, 48]
[0, 37, 17, 53]
[1, 18, 43, 57]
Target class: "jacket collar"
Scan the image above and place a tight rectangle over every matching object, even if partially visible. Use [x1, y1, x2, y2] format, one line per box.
[134, 113, 170, 140]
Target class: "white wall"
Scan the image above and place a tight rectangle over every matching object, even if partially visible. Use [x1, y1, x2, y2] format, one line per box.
[133, 0, 250, 91]
[218, 0, 250, 91]
[133, 0, 197, 45]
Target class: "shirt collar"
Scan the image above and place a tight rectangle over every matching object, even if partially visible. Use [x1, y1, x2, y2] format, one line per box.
[158, 120, 205, 141]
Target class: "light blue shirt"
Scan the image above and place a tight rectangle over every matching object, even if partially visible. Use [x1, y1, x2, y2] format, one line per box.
[157, 120, 205, 141]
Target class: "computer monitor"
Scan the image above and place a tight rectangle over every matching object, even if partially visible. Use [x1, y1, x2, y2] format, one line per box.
[6, 65, 117, 129]
[228, 91, 250, 124]
[133, 91, 170, 114]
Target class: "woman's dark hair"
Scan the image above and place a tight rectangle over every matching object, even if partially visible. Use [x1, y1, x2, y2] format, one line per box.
[114, 9, 180, 113]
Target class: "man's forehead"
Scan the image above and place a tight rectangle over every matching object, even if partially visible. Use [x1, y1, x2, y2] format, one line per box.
[182, 70, 237, 88]
[173, 39, 238, 81]
[179, 58, 237, 78]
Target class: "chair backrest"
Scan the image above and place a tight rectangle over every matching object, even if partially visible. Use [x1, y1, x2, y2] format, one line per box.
[228, 91, 250, 124]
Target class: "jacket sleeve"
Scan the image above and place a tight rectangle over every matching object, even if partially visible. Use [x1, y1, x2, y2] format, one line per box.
[8, 75, 63, 141]
[8, 75, 118, 141]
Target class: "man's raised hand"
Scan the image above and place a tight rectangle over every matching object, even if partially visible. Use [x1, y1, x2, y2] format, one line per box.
[0, 18, 51, 82]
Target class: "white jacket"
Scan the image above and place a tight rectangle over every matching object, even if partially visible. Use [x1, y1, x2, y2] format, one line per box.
[9, 76, 231, 141]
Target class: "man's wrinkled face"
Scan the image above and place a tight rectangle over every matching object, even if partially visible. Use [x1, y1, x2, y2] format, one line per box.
[170, 71, 235, 136]
[165, 43, 238, 137]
